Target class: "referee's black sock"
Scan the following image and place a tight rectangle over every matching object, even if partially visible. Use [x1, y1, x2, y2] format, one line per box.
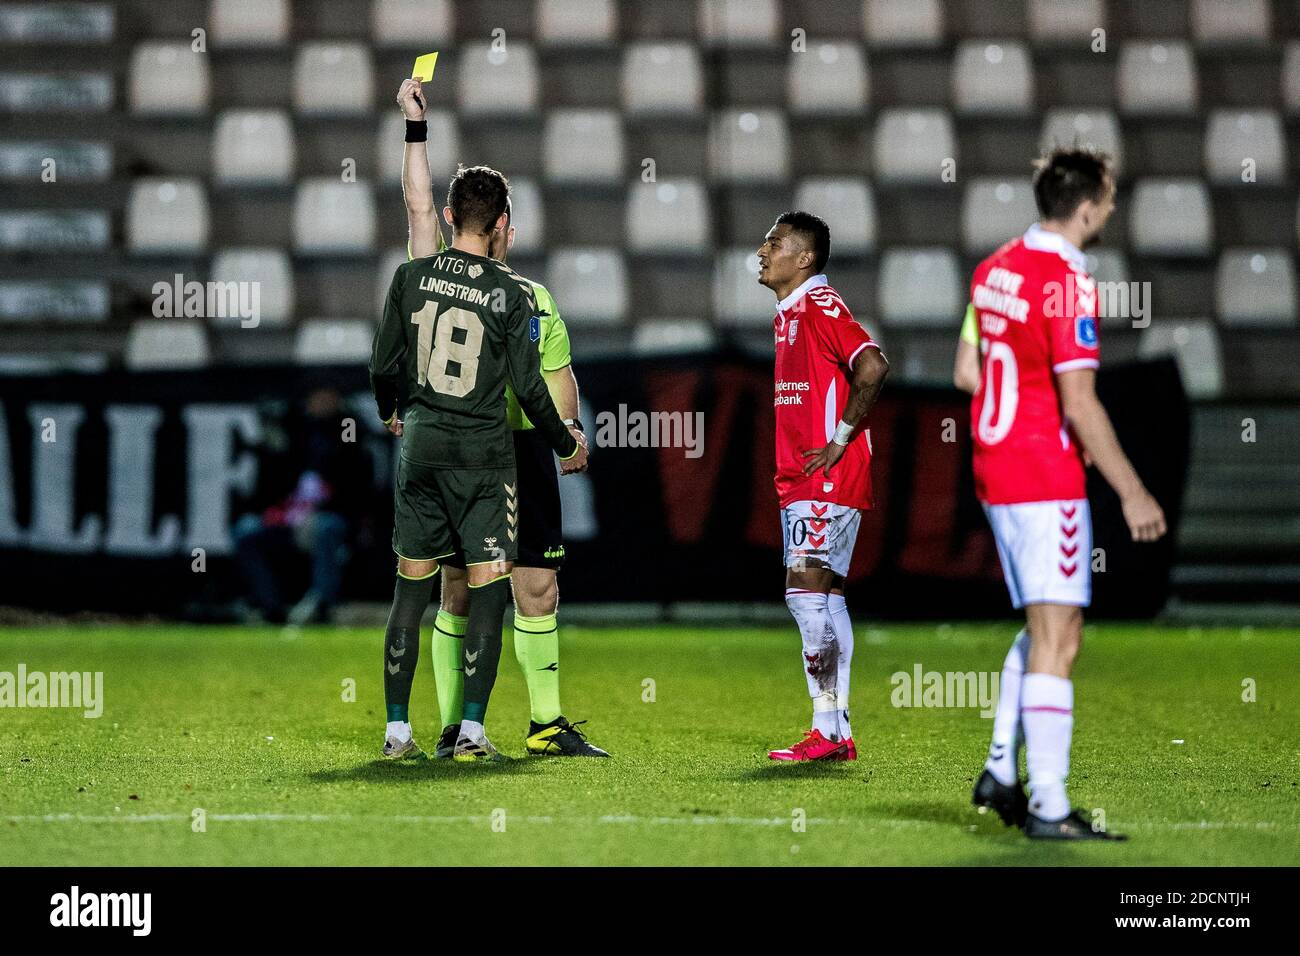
[461, 576, 511, 725]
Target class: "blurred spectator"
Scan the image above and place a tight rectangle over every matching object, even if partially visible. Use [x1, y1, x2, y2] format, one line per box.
[232, 388, 370, 624]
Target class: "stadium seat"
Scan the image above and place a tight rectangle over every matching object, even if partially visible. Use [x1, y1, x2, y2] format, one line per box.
[873, 109, 955, 183]
[292, 179, 376, 254]
[371, 0, 454, 46]
[632, 318, 717, 354]
[0, 141, 111, 182]
[1028, 0, 1105, 43]
[128, 42, 209, 115]
[1040, 109, 1122, 173]
[952, 41, 1034, 115]
[864, 0, 944, 47]
[698, 0, 778, 46]
[210, 0, 289, 47]
[457, 41, 539, 114]
[877, 248, 963, 327]
[293, 44, 374, 116]
[0, 211, 109, 251]
[1190, 0, 1270, 45]
[712, 249, 776, 326]
[378, 110, 459, 187]
[1138, 319, 1222, 398]
[506, 178, 545, 255]
[625, 179, 710, 252]
[545, 249, 628, 326]
[126, 179, 209, 255]
[621, 43, 704, 114]
[1204, 110, 1286, 185]
[213, 111, 295, 185]
[538, 0, 617, 44]
[708, 110, 790, 182]
[209, 248, 295, 328]
[125, 319, 210, 370]
[1128, 179, 1214, 256]
[788, 43, 869, 115]
[793, 179, 875, 254]
[961, 179, 1038, 254]
[1284, 42, 1300, 114]
[544, 110, 624, 183]
[0, 280, 109, 323]
[0, 74, 113, 113]
[0, 353, 108, 375]
[1215, 249, 1297, 327]
[294, 320, 374, 364]
[0, 2, 114, 42]
[1117, 42, 1198, 115]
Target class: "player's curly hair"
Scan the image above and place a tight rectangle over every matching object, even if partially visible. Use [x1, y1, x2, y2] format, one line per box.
[447, 164, 511, 237]
[776, 210, 831, 273]
[1033, 147, 1114, 222]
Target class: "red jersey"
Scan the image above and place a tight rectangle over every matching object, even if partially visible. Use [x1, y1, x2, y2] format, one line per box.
[970, 224, 1101, 505]
[773, 274, 881, 510]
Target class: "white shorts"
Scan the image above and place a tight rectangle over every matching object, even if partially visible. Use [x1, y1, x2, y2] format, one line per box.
[781, 500, 861, 578]
[983, 498, 1092, 609]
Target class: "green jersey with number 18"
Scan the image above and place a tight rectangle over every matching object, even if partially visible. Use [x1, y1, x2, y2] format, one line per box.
[370, 248, 578, 469]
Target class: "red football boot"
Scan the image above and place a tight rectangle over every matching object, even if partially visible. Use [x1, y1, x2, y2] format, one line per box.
[830, 737, 857, 761]
[768, 728, 851, 761]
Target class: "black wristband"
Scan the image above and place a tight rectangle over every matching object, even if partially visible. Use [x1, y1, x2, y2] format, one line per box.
[404, 119, 427, 143]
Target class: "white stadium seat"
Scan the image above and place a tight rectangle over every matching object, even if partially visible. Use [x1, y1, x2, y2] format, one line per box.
[1215, 249, 1297, 327]
[0, 211, 109, 251]
[632, 319, 717, 354]
[125, 319, 210, 370]
[210, 0, 289, 47]
[1128, 179, 1214, 256]
[1028, 0, 1105, 43]
[709, 110, 789, 182]
[1204, 110, 1286, 185]
[210, 248, 295, 328]
[1117, 42, 1198, 115]
[1284, 42, 1300, 115]
[962, 179, 1038, 254]
[622, 44, 703, 114]
[544, 110, 624, 183]
[294, 320, 374, 364]
[952, 40, 1034, 114]
[126, 178, 209, 255]
[1138, 319, 1223, 398]
[293, 179, 376, 254]
[378, 110, 459, 187]
[625, 179, 710, 252]
[371, 0, 454, 46]
[864, 0, 944, 47]
[294, 44, 374, 116]
[213, 110, 294, 185]
[793, 179, 875, 255]
[506, 178, 545, 255]
[872, 109, 955, 183]
[1040, 109, 1122, 174]
[699, 0, 778, 46]
[128, 42, 209, 115]
[457, 41, 538, 114]
[788, 43, 869, 115]
[545, 249, 628, 326]
[538, 0, 617, 44]
[712, 249, 775, 326]
[1191, 0, 1270, 46]
[877, 248, 963, 327]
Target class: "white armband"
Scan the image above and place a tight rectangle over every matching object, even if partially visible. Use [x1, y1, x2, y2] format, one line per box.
[832, 420, 855, 446]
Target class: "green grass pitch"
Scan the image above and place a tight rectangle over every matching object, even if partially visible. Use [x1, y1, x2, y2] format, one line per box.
[1, 622, 1295, 866]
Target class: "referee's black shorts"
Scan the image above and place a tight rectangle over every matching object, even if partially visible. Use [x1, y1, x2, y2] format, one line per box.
[441, 429, 565, 571]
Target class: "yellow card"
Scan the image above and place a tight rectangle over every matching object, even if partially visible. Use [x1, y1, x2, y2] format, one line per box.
[412, 52, 439, 82]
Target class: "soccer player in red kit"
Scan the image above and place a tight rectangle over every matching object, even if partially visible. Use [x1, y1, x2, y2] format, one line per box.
[757, 212, 890, 761]
[957, 149, 1166, 839]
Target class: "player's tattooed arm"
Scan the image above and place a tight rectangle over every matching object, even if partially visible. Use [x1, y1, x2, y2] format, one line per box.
[397, 78, 442, 259]
[802, 346, 889, 477]
[1058, 369, 1167, 543]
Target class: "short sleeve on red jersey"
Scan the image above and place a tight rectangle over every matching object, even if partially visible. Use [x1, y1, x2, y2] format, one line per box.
[1049, 267, 1101, 374]
[808, 288, 876, 369]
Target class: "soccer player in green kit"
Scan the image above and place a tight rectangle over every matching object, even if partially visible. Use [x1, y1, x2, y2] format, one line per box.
[384, 75, 609, 759]
[370, 162, 589, 760]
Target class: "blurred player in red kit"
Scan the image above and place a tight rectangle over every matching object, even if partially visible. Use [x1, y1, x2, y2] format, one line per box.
[757, 212, 890, 761]
[956, 149, 1167, 839]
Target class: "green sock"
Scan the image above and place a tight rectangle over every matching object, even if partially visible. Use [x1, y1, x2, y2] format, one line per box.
[432, 609, 467, 728]
[514, 611, 561, 724]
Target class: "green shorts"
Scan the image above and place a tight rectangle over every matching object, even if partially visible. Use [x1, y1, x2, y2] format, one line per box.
[392, 457, 518, 567]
